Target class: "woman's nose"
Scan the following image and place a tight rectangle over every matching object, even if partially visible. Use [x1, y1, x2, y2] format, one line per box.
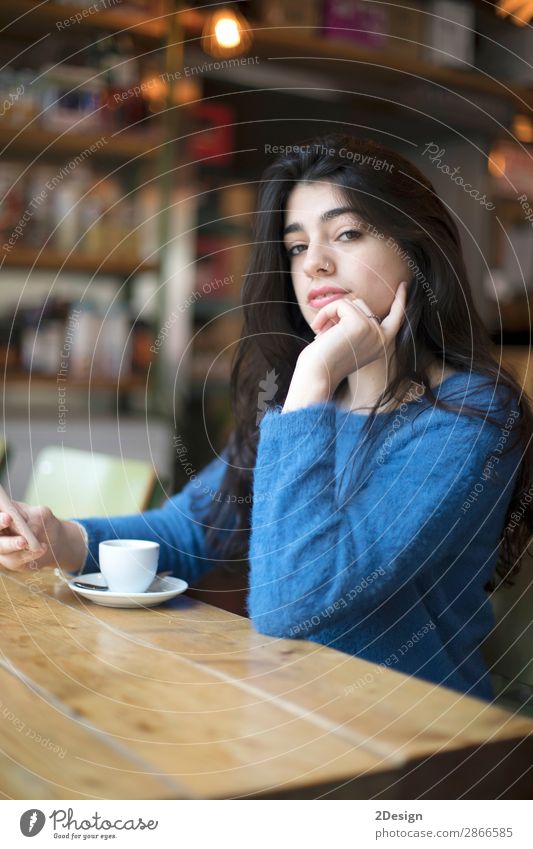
[302, 243, 335, 278]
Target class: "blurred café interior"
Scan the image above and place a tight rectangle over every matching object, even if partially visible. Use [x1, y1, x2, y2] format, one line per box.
[0, 0, 532, 599]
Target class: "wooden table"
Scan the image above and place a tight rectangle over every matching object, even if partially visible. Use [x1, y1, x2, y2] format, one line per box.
[1, 569, 532, 800]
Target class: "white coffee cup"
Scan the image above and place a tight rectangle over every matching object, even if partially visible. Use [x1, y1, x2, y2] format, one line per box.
[99, 539, 160, 593]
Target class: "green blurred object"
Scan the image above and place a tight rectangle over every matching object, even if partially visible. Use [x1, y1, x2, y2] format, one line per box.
[483, 552, 533, 716]
[24, 446, 159, 519]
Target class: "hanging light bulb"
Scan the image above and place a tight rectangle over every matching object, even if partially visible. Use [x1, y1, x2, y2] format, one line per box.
[215, 16, 240, 48]
[201, 6, 253, 58]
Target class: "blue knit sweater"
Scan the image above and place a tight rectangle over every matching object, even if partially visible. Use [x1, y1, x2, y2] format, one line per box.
[75, 371, 521, 701]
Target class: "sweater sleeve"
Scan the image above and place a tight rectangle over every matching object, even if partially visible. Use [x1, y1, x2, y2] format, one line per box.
[248, 398, 521, 638]
[71, 452, 227, 584]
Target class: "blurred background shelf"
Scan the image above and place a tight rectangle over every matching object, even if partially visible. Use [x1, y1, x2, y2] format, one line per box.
[246, 25, 532, 108]
[4, 372, 149, 391]
[0, 126, 164, 161]
[1, 249, 159, 274]
[175, 6, 533, 116]
[0, 1, 167, 40]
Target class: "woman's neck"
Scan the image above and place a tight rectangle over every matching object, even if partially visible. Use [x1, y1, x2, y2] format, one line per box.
[336, 358, 398, 413]
[336, 358, 451, 413]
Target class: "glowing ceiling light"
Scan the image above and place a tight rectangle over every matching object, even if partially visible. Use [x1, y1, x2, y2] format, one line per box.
[202, 7, 253, 58]
[214, 16, 241, 49]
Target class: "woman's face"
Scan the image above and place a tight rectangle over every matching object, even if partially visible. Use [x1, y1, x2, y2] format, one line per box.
[283, 181, 410, 328]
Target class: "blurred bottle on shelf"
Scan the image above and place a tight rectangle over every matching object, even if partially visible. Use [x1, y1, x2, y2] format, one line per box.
[96, 302, 132, 378]
[0, 293, 150, 381]
[25, 166, 62, 250]
[67, 300, 101, 378]
[1, 44, 157, 135]
[424, 1, 475, 68]
[0, 162, 25, 248]
[135, 183, 160, 261]
[39, 65, 104, 133]
[99, 34, 150, 131]
[51, 165, 91, 253]
[77, 181, 107, 256]
[0, 157, 148, 260]
[0, 313, 20, 371]
[0, 69, 38, 127]
[19, 299, 70, 376]
[114, 196, 140, 258]
[256, 0, 321, 33]
[321, 0, 424, 61]
[131, 318, 155, 373]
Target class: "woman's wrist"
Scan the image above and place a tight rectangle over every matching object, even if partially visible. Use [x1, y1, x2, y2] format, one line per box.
[282, 356, 333, 413]
[61, 521, 89, 572]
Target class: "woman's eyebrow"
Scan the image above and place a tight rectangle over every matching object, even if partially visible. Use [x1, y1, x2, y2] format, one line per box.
[283, 207, 359, 237]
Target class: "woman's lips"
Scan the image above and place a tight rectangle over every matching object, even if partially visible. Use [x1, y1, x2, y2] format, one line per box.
[308, 292, 346, 310]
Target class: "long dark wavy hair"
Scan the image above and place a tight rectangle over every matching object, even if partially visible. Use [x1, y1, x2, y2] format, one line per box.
[199, 133, 533, 591]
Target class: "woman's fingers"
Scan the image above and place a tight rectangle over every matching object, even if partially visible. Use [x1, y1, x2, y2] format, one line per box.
[0, 503, 31, 536]
[0, 504, 30, 528]
[310, 282, 408, 339]
[348, 297, 383, 325]
[0, 501, 54, 572]
[310, 296, 363, 334]
[336, 296, 386, 342]
[13, 501, 30, 522]
[0, 532, 46, 554]
[380, 281, 408, 334]
[0, 532, 29, 552]
[0, 512, 13, 531]
[310, 300, 341, 333]
[0, 538, 48, 570]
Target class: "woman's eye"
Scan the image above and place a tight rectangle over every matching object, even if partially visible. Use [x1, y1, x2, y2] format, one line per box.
[286, 244, 306, 257]
[285, 230, 361, 256]
[338, 229, 362, 241]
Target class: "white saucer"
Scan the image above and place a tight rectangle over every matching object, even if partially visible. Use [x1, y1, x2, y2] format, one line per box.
[68, 572, 189, 608]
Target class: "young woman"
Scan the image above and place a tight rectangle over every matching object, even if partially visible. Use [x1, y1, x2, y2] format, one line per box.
[1, 134, 532, 702]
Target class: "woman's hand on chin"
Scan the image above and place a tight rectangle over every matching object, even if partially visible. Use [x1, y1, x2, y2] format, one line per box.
[303, 282, 408, 388]
[281, 282, 408, 413]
